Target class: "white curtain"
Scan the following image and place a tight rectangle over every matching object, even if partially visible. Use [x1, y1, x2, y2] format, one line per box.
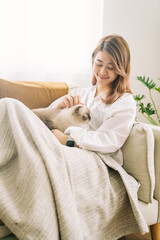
[0, 0, 103, 87]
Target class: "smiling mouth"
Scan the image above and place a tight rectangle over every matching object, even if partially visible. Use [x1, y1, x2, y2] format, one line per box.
[98, 75, 109, 80]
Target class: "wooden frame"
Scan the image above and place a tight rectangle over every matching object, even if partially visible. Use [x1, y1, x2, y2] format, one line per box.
[150, 223, 160, 240]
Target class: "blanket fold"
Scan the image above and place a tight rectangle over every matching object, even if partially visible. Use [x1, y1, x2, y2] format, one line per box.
[0, 98, 148, 240]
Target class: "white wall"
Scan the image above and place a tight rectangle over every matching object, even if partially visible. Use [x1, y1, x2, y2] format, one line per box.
[102, 0, 160, 123]
[0, 0, 103, 88]
[0, 0, 159, 123]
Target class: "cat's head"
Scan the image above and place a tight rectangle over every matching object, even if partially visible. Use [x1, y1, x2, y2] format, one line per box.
[71, 104, 91, 125]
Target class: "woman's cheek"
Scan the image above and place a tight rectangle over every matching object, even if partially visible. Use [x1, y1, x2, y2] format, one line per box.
[93, 64, 99, 75]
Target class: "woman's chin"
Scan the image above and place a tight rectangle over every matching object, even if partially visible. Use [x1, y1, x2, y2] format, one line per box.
[97, 78, 108, 85]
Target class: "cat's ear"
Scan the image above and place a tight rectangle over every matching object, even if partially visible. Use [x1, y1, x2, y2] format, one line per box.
[75, 105, 82, 114]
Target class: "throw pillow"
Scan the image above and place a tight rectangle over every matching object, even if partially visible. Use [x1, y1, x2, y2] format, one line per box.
[122, 122, 155, 203]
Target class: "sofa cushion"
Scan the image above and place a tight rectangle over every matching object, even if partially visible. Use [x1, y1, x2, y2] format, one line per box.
[0, 78, 69, 109]
[148, 124, 160, 221]
[122, 122, 155, 203]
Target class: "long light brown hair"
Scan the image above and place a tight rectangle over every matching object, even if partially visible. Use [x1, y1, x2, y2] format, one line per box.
[92, 34, 132, 104]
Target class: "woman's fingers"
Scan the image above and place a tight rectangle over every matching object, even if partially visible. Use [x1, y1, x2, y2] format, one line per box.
[74, 95, 80, 105]
[62, 97, 70, 108]
[67, 95, 74, 106]
[58, 94, 81, 108]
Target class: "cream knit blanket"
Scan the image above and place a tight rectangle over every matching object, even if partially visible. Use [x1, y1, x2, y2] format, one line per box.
[0, 98, 148, 240]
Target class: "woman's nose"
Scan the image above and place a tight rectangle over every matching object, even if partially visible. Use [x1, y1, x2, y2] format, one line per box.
[100, 67, 107, 75]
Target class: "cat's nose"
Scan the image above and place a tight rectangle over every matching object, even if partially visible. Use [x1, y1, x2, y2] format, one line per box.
[83, 113, 91, 121]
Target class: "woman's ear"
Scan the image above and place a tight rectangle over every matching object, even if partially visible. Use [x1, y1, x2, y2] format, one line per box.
[91, 74, 96, 85]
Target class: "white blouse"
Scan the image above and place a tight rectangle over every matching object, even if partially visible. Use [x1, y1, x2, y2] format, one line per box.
[50, 85, 136, 154]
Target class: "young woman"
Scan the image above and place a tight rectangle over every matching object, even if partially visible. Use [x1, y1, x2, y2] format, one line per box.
[51, 34, 136, 156]
[0, 35, 148, 240]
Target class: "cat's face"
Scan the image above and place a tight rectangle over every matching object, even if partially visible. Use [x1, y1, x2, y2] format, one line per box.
[71, 104, 91, 125]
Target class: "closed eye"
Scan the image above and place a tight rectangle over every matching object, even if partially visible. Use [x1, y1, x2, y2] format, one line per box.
[96, 62, 114, 70]
[96, 63, 102, 67]
[107, 67, 114, 70]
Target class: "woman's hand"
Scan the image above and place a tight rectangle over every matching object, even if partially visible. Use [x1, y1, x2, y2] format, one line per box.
[57, 94, 81, 108]
[51, 129, 68, 145]
[51, 129, 79, 148]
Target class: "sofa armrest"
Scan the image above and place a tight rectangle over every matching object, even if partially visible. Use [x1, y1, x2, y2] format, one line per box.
[146, 124, 160, 222]
[122, 122, 160, 222]
[147, 124, 160, 199]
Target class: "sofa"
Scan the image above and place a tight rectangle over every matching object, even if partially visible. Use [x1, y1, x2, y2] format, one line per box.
[0, 78, 159, 240]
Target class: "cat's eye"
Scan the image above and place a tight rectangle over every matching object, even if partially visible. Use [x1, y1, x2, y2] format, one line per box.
[83, 113, 91, 121]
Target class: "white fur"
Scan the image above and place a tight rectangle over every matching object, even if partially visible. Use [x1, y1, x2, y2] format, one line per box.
[32, 104, 91, 132]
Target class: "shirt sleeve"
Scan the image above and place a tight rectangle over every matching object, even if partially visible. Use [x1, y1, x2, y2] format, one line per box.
[64, 100, 136, 154]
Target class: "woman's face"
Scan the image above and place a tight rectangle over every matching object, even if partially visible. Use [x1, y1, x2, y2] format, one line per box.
[92, 51, 118, 89]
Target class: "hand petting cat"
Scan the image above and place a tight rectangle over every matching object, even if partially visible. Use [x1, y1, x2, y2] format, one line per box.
[56, 93, 81, 108]
[51, 94, 81, 147]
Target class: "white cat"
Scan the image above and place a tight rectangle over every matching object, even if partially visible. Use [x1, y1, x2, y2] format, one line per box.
[32, 104, 91, 132]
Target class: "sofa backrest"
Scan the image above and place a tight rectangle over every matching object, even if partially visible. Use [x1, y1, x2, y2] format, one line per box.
[0, 78, 69, 109]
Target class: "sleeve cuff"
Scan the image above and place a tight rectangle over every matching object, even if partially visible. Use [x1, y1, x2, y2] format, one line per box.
[64, 126, 88, 148]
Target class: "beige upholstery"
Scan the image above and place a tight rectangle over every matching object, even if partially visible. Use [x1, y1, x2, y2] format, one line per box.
[149, 124, 160, 222]
[122, 122, 160, 226]
[122, 122, 155, 203]
[122, 122, 160, 239]
[138, 199, 158, 226]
